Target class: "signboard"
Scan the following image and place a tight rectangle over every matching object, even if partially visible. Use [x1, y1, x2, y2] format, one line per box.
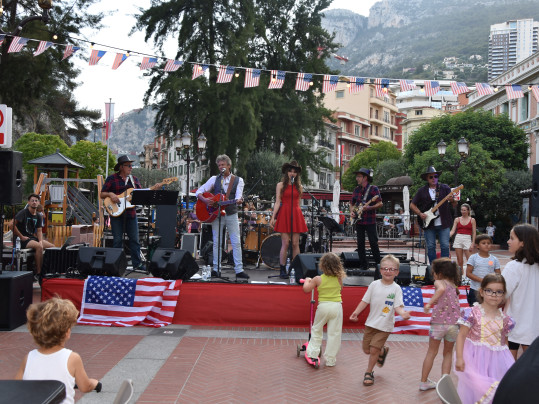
[0, 105, 13, 148]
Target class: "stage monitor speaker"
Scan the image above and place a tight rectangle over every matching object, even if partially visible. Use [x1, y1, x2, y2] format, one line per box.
[77, 247, 127, 277]
[0, 150, 23, 205]
[149, 248, 199, 280]
[423, 265, 434, 285]
[0, 271, 33, 331]
[340, 251, 361, 268]
[290, 253, 323, 283]
[374, 263, 412, 286]
[532, 164, 539, 217]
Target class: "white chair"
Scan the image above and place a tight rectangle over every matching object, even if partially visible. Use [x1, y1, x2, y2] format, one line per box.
[112, 379, 134, 404]
[436, 374, 462, 404]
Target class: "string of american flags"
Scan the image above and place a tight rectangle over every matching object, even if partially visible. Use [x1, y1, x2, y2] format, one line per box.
[1, 33, 539, 101]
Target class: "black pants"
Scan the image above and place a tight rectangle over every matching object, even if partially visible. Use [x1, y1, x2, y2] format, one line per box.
[356, 223, 380, 270]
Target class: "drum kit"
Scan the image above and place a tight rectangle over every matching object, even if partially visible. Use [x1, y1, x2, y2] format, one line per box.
[241, 209, 281, 269]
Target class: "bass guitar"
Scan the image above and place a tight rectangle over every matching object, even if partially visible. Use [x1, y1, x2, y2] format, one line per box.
[418, 184, 464, 229]
[196, 192, 240, 223]
[351, 195, 379, 225]
[104, 177, 178, 217]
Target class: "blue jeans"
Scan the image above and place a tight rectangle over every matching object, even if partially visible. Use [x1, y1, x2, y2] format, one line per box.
[211, 213, 243, 273]
[424, 225, 450, 264]
[110, 215, 142, 268]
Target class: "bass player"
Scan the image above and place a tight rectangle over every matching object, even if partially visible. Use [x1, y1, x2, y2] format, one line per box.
[410, 166, 457, 264]
[349, 168, 383, 271]
[196, 154, 249, 279]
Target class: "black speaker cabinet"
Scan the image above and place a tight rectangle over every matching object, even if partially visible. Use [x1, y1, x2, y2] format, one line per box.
[77, 247, 127, 277]
[0, 271, 33, 331]
[374, 263, 412, 286]
[0, 150, 23, 205]
[532, 164, 539, 217]
[290, 253, 323, 283]
[156, 205, 177, 248]
[149, 248, 199, 280]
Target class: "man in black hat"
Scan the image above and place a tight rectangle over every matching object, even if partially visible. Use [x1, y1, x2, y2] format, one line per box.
[410, 166, 456, 264]
[349, 168, 383, 270]
[100, 155, 144, 271]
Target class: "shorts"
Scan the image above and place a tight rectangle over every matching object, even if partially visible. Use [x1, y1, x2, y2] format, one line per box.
[21, 236, 38, 249]
[453, 233, 472, 249]
[508, 340, 529, 351]
[363, 326, 391, 351]
[429, 323, 459, 342]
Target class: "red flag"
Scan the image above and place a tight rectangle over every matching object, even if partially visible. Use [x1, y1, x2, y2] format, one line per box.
[105, 102, 114, 141]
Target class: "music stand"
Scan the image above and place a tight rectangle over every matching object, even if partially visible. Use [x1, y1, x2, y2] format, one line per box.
[319, 216, 343, 252]
[129, 190, 179, 275]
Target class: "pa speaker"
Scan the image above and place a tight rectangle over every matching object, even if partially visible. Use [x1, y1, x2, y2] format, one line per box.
[0, 271, 33, 331]
[374, 263, 412, 286]
[77, 247, 127, 277]
[149, 248, 199, 280]
[340, 251, 361, 268]
[0, 150, 22, 205]
[290, 253, 323, 283]
[532, 164, 539, 217]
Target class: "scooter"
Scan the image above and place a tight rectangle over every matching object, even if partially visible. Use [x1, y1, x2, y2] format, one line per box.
[296, 279, 321, 369]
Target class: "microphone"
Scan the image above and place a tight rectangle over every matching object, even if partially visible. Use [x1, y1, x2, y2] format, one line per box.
[220, 168, 226, 175]
[291, 176, 295, 184]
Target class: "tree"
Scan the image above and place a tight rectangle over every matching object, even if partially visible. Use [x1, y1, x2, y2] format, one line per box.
[244, 150, 288, 201]
[66, 140, 115, 185]
[374, 158, 409, 186]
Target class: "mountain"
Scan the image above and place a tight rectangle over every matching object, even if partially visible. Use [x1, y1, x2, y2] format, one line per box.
[102, 107, 157, 154]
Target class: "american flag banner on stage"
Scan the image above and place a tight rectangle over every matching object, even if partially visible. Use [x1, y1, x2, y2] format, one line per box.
[295, 73, 312, 91]
[164, 59, 183, 72]
[140, 57, 157, 70]
[475, 82, 494, 96]
[349, 77, 365, 93]
[394, 286, 469, 335]
[399, 79, 416, 92]
[375, 78, 390, 97]
[192, 63, 209, 80]
[62, 45, 80, 60]
[78, 276, 182, 327]
[112, 53, 129, 70]
[424, 80, 440, 96]
[450, 81, 469, 95]
[8, 36, 29, 53]
[532, 85, 539, 103]
[322, 75, 339, 93]
[33, 41, 53, 57]
[505, 84, 524, 99]
[217, 65, 235, 83]
[244, 68, 261, 88]
[268, 70, 285, 89]
[89, 49, 106, 66]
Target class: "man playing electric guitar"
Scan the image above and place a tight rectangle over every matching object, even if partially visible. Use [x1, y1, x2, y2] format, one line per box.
[349, 168, 383, 271]
[196, 154, 249, 279]
[410, 166, 457, 264]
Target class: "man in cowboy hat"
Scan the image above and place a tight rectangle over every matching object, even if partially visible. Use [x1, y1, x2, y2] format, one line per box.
[100, 155, 144, 271]
[410, 166, 457, 264]
[349, 168, 383, 271]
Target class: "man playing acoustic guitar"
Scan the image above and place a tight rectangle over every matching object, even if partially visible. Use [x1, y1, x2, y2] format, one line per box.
[196, 154, 249, 279]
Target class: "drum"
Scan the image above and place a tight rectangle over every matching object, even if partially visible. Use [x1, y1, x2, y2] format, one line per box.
[244, 230, 268, 251]
[260, 233, 282, 269]
[256, 213, 269, 225]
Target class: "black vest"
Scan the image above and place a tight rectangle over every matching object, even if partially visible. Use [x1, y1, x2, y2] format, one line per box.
[213, 175, 240, 215]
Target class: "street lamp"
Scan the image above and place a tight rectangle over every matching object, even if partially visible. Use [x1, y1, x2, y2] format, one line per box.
[151, 154, 158, 169]
[138, 151, 145, 169]
[173, 131, 207, 205]
[437, 137, 470, 187]
[0, 0, 53, 36]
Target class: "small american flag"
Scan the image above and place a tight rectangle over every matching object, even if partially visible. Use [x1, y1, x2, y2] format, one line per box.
[399, 79, 416, 92]
[33, 41, 53, 57]
[450, 81, 469, 95]
[192, 63, 208, 80]
[268, 70, 285, 89]
[394, 286, 469, 335]
[89, 49, 106, 66]
[78, 276, 182, 327]
[163, 59, 183, 72]
[532, 85, 539, 103]
[375, 78, 390, 97]
[475, 82, 493, 96]
[112, 53, 129, 70]
[295, 73, 312, 91]
[62, 45, 80, 60]
[322, 75, 339, 93]
[216, 65, 235, 83]
[8, 36, 29, 53]
[505, 84, 524, 100]
[140, 57, 157, 70]
[244, 68, 261, 88]
[424, 80, 440, 96]
[349, 77, 365, 93]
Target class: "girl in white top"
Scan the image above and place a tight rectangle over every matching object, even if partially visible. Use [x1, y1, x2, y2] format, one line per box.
[502, 224, 539, 360]
[15, 298, 100, 404]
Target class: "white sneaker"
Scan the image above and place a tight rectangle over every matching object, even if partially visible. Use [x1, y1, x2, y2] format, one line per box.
[419, 379, 437, 391]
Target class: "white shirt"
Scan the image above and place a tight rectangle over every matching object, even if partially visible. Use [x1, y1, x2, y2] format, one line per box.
[502, 259, 539, 345]
[362, 280, 404, 332]
[428, 187, 442, 226]
[196, 174, 244, 202]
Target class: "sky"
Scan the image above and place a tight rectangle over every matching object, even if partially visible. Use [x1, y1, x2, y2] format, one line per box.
[73, 0, 378, 119]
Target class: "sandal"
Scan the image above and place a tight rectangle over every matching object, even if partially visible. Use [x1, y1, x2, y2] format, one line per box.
[377, 346, 389, 368]
[363, 371, 374, 386]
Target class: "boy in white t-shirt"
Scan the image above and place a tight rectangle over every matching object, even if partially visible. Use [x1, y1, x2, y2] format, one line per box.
[349, 254, 411, 386]
[465, 234, 501, 306]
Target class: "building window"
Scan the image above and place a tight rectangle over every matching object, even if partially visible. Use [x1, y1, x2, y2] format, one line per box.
[336, 90, 344, 98]
[354, 125, 360, 136]
[350, 144, 357, 156]
[519, 93, 529, 122]
[415, 110, 423, 115]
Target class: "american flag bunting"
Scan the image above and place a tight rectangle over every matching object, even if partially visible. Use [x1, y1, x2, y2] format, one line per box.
[192, 63, 208, 80]
[322, 75, 339, 93]
[375, 78, 390, 97]
[140, 57, 157, 70]
[62, 45, 80, 60]
[532, 85, 539, 103]
[112, 53, 129, 70]
[33, 41, 53, 57]
[505, 84, 524, 100]
[244, 68, 261, 88]
[399, 79, 416, 92]
[295, 73, 312, 91]
[349, 77, 365, 93]
[424, 80, 440, 96]
[450, 81, 469, 95]
[89, 49, 106, 66]
[268, 70, 286, 89]
[163, 59, 183, 72]
[475, 83, 494, 96]
[8, 36, 29, 53]
[216, 65, 235, 83]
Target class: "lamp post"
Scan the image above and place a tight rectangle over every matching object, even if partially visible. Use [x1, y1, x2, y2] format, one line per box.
[437, 137, 470, 187]
[0, 0, 52, 37]
[173, 131, 207, 207]
[138, 151, 145, 169]
[151, 154, 158, 170]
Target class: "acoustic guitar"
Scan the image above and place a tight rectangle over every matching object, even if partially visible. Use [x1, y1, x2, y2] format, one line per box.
[418, 184, 464, 229]
[104, 177, 177, 217]
[196, 192, 240, 223]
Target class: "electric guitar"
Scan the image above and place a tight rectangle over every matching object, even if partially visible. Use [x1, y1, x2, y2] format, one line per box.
[351, 195, 379, 225]
[104, 177, 178, 217]
[196, 192, 240, 223]
[418, 184, 464, 229]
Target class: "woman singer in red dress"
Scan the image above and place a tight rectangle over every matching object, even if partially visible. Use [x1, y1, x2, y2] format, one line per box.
[270, 161, 308, 279]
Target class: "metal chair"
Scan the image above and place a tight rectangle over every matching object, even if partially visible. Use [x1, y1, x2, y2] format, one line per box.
[436, 374, 462, 404]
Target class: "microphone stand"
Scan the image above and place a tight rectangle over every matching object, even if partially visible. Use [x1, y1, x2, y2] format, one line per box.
[214, 169, 230, 281]
[303, 187, 319, 253]
[287, 177, 294, 276]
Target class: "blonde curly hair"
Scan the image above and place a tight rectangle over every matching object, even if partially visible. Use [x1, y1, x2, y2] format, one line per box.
[319, 252, 346, 280]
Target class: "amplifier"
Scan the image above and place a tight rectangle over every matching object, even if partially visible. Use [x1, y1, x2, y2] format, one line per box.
[42, 246, 80, 276]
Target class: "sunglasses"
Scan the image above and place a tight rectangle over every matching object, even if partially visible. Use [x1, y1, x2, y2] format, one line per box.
[428, 175, 438, 179]
[123, 164, 133, 168]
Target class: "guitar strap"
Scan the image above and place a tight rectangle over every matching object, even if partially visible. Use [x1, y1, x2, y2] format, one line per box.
[128, 174, 135, 189]
[225, 175, 235, 200]
[361, 184, 372, 204]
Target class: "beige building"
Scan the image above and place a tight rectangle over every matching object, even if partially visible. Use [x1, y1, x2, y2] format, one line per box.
[401, 107, 445, 148]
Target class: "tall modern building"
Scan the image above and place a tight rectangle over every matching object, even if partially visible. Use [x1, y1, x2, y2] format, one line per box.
[488, 19, 539, 81]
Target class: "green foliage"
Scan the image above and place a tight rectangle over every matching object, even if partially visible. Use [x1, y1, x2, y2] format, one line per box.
[66, 141, 115, 184]
[375, 158, 409, 186]
[244, 150, 288, 200]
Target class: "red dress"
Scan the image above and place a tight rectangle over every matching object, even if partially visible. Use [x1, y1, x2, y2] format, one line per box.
[274, 184, 308, 233]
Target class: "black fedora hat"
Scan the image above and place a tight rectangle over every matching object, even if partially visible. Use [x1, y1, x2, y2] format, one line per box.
[282, 160, 302, 174]
[420, 166, 442, 180]
[354, 167, 373, 182]
[114, 155, 134, 171]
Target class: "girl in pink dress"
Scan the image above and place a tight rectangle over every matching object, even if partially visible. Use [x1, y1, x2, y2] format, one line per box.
[455, 273, 515, 404]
